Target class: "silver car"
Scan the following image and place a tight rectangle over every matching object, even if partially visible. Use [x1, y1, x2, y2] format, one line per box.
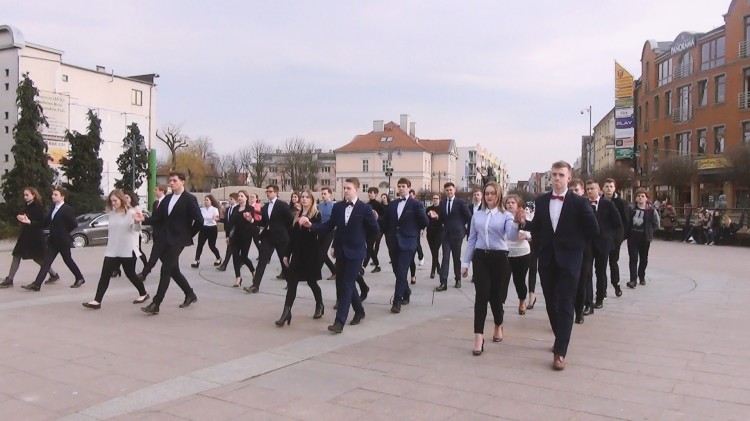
[70, 212, 152, 248]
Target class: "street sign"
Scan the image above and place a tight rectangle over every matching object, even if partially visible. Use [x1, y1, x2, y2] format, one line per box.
[385, 171, 393, 177]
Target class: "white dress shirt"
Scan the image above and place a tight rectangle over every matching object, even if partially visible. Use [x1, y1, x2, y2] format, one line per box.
[345, 197, 357, 224]
[549, 189, 567, 232]
[397, 196, 408, 219]
[51, 201, 64, 219]
[168, 193, 182, 215]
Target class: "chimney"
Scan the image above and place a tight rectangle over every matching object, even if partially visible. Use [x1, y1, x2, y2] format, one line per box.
[373, 120, 384, 132]
[409, 121, 416, 137]
[400, 114, 408, 132]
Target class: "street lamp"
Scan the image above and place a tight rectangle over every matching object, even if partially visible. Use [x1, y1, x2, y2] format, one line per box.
[581, 106, 593, 175]
[432, 171, 448, 191]
[378, 146, 401, 195]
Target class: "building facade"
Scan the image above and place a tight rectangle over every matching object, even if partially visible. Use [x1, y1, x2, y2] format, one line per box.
[593, 108, 616, 173]
[0, 25, 157, 199]
[634, 0, 750, 208]
[456, 144, 508, 193]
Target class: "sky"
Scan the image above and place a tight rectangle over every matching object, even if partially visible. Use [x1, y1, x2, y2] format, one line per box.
[4, 0, 731, 182]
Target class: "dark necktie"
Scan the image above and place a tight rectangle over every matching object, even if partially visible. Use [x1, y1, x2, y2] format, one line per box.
[447, 199, 452, 214]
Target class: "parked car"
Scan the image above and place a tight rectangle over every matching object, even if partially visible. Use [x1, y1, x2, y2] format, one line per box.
[67, 211, 153, 248]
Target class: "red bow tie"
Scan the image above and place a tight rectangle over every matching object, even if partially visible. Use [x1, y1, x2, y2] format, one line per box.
[551, 194, 565, 201]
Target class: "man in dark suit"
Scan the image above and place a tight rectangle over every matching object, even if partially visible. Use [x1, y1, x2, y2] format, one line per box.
[217, 193, 238, 272]
[602, 178, 629, 296]
[425, 194, 442, 279]
[244, 185, 293, 293]
[379, 178, 429, 313]
[516, 161, 599, 370]
[585, 179, 623, 311]
[363, 187, 385, 273]
[138, 171, 204, 314]
[302, 177, 379, 333]
[138, 184, 168, 279]
[431, 182, 471, 291]
[568, 179, 591, 325]
[22, 187, 85, 291]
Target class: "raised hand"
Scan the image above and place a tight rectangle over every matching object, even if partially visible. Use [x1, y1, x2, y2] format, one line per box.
[428, 210, 438, 219]
[243, 211, 252, 221]
[132, 211, 145, 222]
[17, 213, 30, 224]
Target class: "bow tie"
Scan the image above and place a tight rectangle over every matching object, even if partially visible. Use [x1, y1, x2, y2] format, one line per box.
[551, 194, 565, 201]
[590, 200, 597, 205]
[346, 201, 354, 207]
[399, 197, 408, 202]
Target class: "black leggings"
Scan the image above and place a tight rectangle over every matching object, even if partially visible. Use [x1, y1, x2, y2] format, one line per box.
[232, 237, 256, 278]
[527, 247, 538, 293]
[473, 250, 510, 334]
[284, 278, 323, 308]
[195, 225, 221, 261]
[94, 256, 147, 303]
[506, 254, 530, 301]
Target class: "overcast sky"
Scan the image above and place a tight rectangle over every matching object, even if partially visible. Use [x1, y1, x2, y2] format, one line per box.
[5, 0, 730, 182]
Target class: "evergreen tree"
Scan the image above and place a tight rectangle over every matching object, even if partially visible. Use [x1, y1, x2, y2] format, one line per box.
[114, 123, 149, 192]
[60, 109, 104, 213]
[1, 73, 55, 211]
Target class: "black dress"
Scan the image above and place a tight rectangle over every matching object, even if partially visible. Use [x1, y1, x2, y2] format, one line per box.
[285, 212, 322, 282]
[13, 201, 47, 260]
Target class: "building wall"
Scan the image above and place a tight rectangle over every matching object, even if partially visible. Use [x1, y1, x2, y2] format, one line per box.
[593, 109, 616, 173]
[335, 150, 432, 198]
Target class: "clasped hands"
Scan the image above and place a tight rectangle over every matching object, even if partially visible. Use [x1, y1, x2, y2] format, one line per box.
[297, 216, 312, 228]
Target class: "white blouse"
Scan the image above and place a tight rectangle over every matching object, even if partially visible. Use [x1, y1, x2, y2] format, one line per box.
[105, 208, 141, 258]
[201, 206, 219, 227]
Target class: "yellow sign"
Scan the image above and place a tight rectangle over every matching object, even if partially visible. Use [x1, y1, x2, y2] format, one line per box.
[615, 61, 634, 99]
[696, 157, 729, 170]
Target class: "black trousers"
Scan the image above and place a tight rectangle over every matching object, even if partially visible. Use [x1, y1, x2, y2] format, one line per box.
[415, 233, 424, 260]
[33, 243, 84, 287]
[390, 243, 416, 304]
[473, 249, 509, 334]
[334, 257, 365, 325]
[576, 252, 593, 317]
[591, 249, 610, 303]
[151, 243, 194, 304]
[528, 246, 538, 293]
[221, 234, 233, 268]
[507, 254, 530, 301]
[539, 250, 581, 358]
[318, 231, 335, 274]
[627, 236, 651, 282]
[427, 230, 441, 274]
[232, 237, 256, 277]
[608, 239, 622, 286]
[440, 235, 463, 284]
[363, 232, 381, 267]
[195, 226, 221, 261]
[94, 256, 147, 302]
[251, 234, 288, 288]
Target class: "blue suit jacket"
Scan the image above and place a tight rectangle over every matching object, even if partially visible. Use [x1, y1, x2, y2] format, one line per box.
[379, 197, 429, 252]
[312, 199, 379, 261]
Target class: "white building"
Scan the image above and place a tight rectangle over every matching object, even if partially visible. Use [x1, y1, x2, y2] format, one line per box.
[456, 144, 509, 193]
[0, 25, 157, 198]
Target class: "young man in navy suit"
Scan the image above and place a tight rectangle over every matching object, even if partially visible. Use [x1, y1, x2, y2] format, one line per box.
[379, 178, 429, 313]
[430, 182, 471, 291]
[585, 179, 623, 311]
[301, 177, 379, 333]
[516, 161, 599, 370]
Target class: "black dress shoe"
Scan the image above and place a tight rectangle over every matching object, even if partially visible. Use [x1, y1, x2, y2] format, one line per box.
[82, 302, 101, 309]
[593, 300, 603, 309]
[0, 277, 13, 288]
[179, 295, 198, 308]
[410, 276, 416, 285]
[70, 279, 85, 288]
[582, 306, 594, 315]
[350, 312, 365, 325]
[639, 278, 646, 285]
[190, 262, 199, 268]
[454, 280, 461, 289]
[333, 300, 339, 310]
[614, 285, 623, 297]
[244, 285, 259, 294]
[430, 271, 435, 279]
[44, 273, 60, 284]
[626, 281, 637, 289]
[401, 296, 410, 305]
[276, 274, 285, 280]
[371, 266, 381, 273]
[360, 285, 370, 301]
[328, 321, 344, 333]
[390, 303, 401, 313]
[141, 302, 160, 314]
[22, 283, 40, 291]
[216, 265, 227, 272]
[435, 283, 448, 292]
[575, 315, 584, 324]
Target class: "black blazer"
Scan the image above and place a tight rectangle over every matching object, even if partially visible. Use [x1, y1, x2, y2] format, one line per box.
[229, 204, 259, 241]
[144, 191, 203, 247]
[14, 201, 48, 259]
[259, 199, 294, 242]
[46, 202, 77, 249]
[523, 191, 599, 272]
[591, 198, 623, 254]
[438, 196, 471, 240]
[608, 194, 630, 242]
[222, 204, 237, 235]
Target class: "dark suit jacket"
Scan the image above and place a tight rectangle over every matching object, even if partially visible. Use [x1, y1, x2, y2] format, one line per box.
[14, 201, 47, 259]
[229, 204, 258, 241]
[259, 199, 293, 242]
[607, 194, 630, 242]
[438, 196, 471, 241]
[46, 202, 77, 249]
[144, 191, 203, 247]
[222, 204, 237, 235]
[379, 198, 429, 252]
[312, 199, 379, 261]
[523, 191, 599, 272]
[591, 197, 623, 254]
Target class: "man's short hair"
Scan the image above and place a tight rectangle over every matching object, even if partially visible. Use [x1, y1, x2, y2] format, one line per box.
[168, 171, 186, 181]
[568, 178, 584, 188]
[228, 192, 239, 200]
[367, 187, 379, 194]
[344, 177, 360, 189]
[635, 188, 649, 198]
[603, 178, 616, 186]
[551, 161, 573, 172]
[265, 185, 279, 193]
[443, 182, 455, 189]
[156, 184, 168, 193]
[52, 186, 68, 197]
[472, 187, 482, 193]
[585, 178, 599, 186]
[397, 177, 411, 187]
[321, 187, 332, 194]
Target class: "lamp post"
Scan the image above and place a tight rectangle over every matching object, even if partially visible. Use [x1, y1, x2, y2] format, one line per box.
[432, 171, 448, 192]
[378, 146, 401, 196]
[581, 106, 593, 176]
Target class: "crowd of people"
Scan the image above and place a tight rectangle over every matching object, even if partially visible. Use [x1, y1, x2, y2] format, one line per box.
[8, 160, 726, 371]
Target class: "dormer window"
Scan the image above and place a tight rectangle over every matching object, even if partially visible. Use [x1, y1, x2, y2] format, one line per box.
[380, 136, 393, 142]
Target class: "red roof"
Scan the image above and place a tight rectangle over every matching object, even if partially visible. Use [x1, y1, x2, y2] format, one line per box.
[336, 122, 454, 154]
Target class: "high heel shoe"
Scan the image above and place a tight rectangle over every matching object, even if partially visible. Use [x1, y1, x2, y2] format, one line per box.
[493, 325, 503, 342]
[527, 294, 537, 310]
[190, 261, 199, 268]
[313, 302, 325, 319]
[233, 278, 242, 288]
[214, 259, 222, 266]
[275, 306, 292, 327]
[473, 338, 484, 356]
[518, 301, 527, 315]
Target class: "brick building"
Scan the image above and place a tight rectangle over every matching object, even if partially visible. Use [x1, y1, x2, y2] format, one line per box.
[634, 0, 750, 208]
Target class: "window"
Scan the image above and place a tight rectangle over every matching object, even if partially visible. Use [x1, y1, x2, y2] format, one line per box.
[675, 85, 691, 122]
[4, 69, 8, 77]
[131, 89, 143, 106]
[677, 132, 691, 156]
[268, 178, 278, 186]
[744, 122, 750, 145]
[701, 37, 725, 71]
[637, 106, 642, 129]
[62, 75, 68, 82]
[653, 138, 659, 161]
[664, 135, 671, 157]
[3, 126, 7, 133]
[269, 166, 277, 173]
[362, 159, 369, 172]
[697, 80, 708, 106]
[361, 183, 368, 191]
[3, 112, 7, 119]
[380, 136, 393, 142]
[697, 129, 707, 155]
[4, 83, 8, 91]
[382, 160, 392, 171]
[715, 74, 726, 103]
[658, 59, 672, 86]
[654, 95, 660, 118]
[321, 179, 331, 186]
[676, 52, 693, 78]
[645, 101, 649, 130]
[746, 16, 750, 42]
[3, 154, 7, 162]
[284, 179, 291, 186]
[665, 91, 672, 115]
[714, 126, 725, 154]
[321, 166, 330, 173]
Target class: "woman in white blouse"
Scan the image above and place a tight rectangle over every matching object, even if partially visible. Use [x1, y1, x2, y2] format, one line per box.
[503, 194, 532, 316]
[461, 182, 519, 356]
[82, 190, 149, 309]
[192, 194, 222, 268]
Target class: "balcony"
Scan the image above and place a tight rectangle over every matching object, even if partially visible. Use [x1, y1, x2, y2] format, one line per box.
[739, 92, 750, 110]
[740, 40, 748, 59]
[672, 106, 693, 123]
[673, 62, 693, 79]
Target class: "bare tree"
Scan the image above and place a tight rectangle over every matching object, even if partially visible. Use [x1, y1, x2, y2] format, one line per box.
[278, 137, 319, 191]
[216, 152, 244, 186]
[156, 124, 189, 170]
[245, 139, 273, 187]
[653, 156, 697, 192]
[595, 166, 635, 190]
[727, 144, 750, 189]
